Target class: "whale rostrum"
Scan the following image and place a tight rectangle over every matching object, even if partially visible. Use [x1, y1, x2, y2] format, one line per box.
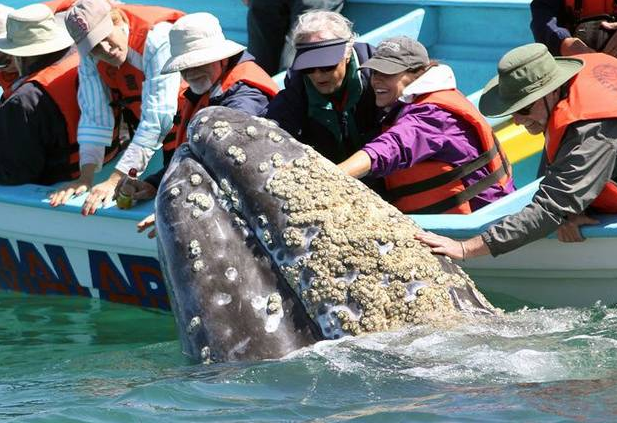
[156, 106, 497, 362]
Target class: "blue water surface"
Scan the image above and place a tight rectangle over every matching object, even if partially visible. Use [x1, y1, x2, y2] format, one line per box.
[3, 290, 617, 422]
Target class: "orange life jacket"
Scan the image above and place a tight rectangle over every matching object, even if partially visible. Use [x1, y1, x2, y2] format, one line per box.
[96, 5, 185, 147]
[0, 71, 18, 100]
[170, 60, 279, 151]
[44, 0, 75, 13]
[565, 0, 617, 21]
[384, 89, 512, 214]
[545, 52, 617, 213]
[24, 52, 121, 180]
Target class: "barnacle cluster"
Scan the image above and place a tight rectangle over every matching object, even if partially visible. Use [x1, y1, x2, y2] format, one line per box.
[227, 145, 247, 165]
[213, 120, 232, 139]
[263, 147, 488, 336]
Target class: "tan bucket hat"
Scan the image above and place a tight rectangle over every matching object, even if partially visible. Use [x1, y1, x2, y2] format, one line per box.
[0, 4, 74, 57]
[479, 43, 584, 118]
[161, 13, 246, 74]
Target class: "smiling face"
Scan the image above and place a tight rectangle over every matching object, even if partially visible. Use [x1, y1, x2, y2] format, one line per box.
[370, 70, 415, 108]
[180, 60, 226, 95]
[90, 24, 129, 67]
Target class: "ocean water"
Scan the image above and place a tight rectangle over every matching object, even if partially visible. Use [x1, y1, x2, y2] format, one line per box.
[3, 290, 617, 422]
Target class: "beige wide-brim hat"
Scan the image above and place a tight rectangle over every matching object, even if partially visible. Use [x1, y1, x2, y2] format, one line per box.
[479, 43, 583, 118]
[0, 4, 74, 57]
[161, 13, 246, 74]
[0, 5, 15, 37]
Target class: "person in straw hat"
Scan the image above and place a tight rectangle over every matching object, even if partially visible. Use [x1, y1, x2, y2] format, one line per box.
[338, 36, 514, 214]
[416, 43, 617, 259]
[49, 0, 185, 216]
[0, 3, 84, 185]
[124, 12, 278, 238]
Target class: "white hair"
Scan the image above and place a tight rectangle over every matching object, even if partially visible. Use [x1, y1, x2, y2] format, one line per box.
[292, 10, 357, 58]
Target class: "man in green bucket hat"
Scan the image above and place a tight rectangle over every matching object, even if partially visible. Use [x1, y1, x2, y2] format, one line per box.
[416, 42, 617, 259]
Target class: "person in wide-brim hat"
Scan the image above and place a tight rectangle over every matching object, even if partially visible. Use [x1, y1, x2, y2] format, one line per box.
[0, 3, 73, 58]
[479, 43, 583, 118]
[161, 13, 246, 74]
[416, 42, 617, 264]
[114, 12, 278, 237]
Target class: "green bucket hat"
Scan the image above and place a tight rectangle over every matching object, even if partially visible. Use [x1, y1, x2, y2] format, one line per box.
[479, 43, 584, 118]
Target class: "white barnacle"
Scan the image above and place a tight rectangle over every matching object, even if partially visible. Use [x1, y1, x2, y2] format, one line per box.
[214, 126, 231, 139]
[187, 192, 197, 202]
[257, 214, 268, 227]
[190, 173, 203, 186]
[170, 187, 181, 197]
[234, 152, 247, 165]
[262, 229, 273, 245]
[246, 125, 257, 137]
[190, 246, 202, 258]
[268, 130, 283, 143]
[258, 162, 269, 173]
[187, 316, 201, 334]
[219, 179, 232, 194]
[192, 133, 200, 142]
[200, 346, 211, 363]
[192, 208, 204, 218]
[271, 153, 284, 167]
[225, 267, 238, 281]
[192, 260, 204, 272]
[267, 293, 283, 315]
[189, 239, 200, 249]
[199, 116, 208, 124]
[213, 120, 230, 128]
[233, 216, 247, 227]
[227, 145, 239, 156]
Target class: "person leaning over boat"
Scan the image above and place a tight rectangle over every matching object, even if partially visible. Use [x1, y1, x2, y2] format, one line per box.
[0, 5, 17, 101]
[416, 43, 617, 259]
[48, 0, 185, 215]
[265, 11, 380, 167]
[0, 4, 85, 185]
[337, 36, 514, 214]
[0, 1, 76, 102]
[121, 13, 279, 237]
[530, 0, 617, 56]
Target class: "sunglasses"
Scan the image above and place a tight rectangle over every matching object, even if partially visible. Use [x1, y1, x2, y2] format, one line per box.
[300, 64, 338, 75]
[516, 101, 536, 116]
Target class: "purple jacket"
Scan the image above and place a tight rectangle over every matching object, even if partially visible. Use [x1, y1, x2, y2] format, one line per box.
[361, 102, 515, 211]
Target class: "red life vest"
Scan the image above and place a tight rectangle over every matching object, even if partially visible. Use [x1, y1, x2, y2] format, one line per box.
[170, 60, 279, 150]
[384, 89, 512, 214]
[565, 0, 617, 21]
[96, 5, 185, 147]
[23, 52, 121, 180]
[545, 53, 617, 213]
[0, 71, 18, 100]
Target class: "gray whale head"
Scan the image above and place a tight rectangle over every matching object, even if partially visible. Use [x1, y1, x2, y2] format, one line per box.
[156, 106, 496, 362]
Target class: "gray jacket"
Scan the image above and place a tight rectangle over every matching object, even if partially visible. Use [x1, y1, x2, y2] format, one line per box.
[482, 119, 617, 256]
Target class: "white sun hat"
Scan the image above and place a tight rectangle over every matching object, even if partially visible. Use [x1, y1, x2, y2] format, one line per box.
[0, 5, 15, 36]
[0, 4, 74, 57]
[161, 13, 246, 74]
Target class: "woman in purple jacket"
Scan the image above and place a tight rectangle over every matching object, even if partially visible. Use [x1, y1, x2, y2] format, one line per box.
[338, 36, 515, 214]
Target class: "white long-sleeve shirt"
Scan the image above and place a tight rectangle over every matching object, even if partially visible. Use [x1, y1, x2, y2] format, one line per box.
[77, 21, 181, 175]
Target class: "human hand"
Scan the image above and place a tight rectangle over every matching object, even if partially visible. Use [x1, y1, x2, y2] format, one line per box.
[137, 213, 157, 238]
[114, 176, 157, 203]
[81, 178, 121, 216]
[602, 22, 617, 57]
[49, 176, 92, 207]
[556, 213, 599, 242]
[560, 37, 595, 55]
[414, 230, 465, 260]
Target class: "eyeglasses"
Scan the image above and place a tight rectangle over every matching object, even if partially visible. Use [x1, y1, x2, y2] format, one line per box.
[300, 64, 338, 75]
[515, 101, 535, 116]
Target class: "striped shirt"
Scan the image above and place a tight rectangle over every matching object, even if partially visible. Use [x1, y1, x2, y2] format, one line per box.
[77, 21, 181, 174]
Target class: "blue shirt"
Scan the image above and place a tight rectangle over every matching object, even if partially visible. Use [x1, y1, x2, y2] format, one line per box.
[77, 21, 181, 174]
